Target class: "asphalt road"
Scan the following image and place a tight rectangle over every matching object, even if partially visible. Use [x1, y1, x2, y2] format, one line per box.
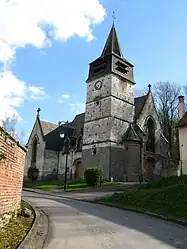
[23, 191, 187, 249]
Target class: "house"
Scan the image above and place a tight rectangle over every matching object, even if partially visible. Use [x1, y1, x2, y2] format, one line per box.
[176, 96, 187, 174]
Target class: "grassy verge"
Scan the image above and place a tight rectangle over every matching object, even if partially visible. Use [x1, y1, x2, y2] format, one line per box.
[23, 180, 63, 190]
[97, 176, 187, 222]
[0, 200, 35, 249]
[23, 179, 120, 191]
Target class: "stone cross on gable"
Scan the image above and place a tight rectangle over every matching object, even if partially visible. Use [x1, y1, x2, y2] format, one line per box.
[37, 108, 41, 117]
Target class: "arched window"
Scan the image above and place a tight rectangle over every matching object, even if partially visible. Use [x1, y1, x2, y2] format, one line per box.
[32, 136, 38, 163]
[146, 118, 155, 153]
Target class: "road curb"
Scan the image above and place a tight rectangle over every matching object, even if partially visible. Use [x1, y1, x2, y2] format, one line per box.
[23, 188, 187, 229]
[94, 201, 187, 228]
[18, 200, 49, 249]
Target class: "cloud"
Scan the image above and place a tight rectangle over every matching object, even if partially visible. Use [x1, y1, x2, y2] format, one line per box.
[0, 0, 106, 65]
[0, 0, 106, 123]
[26, 86, 48, 100]
[62, 94, 71, 100]
[69, 103, 85, 115]
[0, 71, 48, 122]
[57, 94, 71, 103]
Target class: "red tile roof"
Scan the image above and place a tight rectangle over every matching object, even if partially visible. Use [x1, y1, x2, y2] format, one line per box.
[176, 112, 187, 128]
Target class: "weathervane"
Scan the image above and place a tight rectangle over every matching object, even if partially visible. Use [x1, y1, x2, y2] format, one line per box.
[112, 11, 116, 24]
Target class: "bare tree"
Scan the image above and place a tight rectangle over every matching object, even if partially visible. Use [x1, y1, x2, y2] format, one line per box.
[2, 114, 25, 143]
[153, 81, 181, 161]
[2, 114, 17, 136]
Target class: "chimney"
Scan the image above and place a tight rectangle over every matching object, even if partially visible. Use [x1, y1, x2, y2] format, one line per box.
[178, 96, 185, 119]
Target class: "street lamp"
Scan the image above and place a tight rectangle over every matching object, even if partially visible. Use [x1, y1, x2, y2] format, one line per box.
[60, 129, 72, 191]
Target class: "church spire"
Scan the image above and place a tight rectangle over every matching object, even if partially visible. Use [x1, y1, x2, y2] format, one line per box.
[101, 24, 123, 58]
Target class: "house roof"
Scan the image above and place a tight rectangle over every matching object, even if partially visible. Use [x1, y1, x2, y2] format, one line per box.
[176, 112, 187, 128]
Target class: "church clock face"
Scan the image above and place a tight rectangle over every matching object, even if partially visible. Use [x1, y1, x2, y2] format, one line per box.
[94, 80, 102, 90]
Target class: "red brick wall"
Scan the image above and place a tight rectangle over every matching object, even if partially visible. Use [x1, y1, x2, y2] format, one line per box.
[0, 128, 26, 216]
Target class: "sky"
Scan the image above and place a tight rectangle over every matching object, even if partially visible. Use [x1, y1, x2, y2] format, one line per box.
[0, 0, 187, 142]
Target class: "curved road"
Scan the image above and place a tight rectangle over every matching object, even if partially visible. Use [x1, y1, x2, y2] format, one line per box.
[23, 191, 187, 249]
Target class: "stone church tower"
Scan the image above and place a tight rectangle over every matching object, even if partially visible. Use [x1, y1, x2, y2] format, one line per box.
[25, 24, 171, 182]
[82, 24, 138, 180]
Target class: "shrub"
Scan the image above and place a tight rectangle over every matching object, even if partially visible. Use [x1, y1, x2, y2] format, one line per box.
[28, 167, 39, 181]
[84, 168, 103, 186]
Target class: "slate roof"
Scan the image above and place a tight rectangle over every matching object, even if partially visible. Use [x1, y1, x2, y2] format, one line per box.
[176, 112, 187, 128]
[44, 125, 76, 151]
[101, 24, 123, 58]
[40, 121, 58, 136]
[134, 95, 147, 118]
[41, 113, 85, 151]
[122, 123, 141, 142]
[70, 113, 85, 135]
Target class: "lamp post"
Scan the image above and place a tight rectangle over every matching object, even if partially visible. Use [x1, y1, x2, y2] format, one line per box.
[60, 133, 71, 191]
[60, 120, 71, 191]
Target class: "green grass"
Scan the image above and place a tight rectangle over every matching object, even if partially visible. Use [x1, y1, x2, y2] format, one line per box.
[0, 200, 34, 249]
[65, 181, 119, 192]
[23, 179, 120, 191]
[140, 175, 187, 189]
[23, 180, 63, 190]
[97, 176, 187, 222]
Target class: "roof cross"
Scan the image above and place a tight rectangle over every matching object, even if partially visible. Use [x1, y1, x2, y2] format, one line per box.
[112, 11, 116, 25]
[37, 108, 41, 117]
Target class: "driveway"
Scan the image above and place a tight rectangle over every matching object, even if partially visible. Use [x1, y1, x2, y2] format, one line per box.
[23, 191, 187, 249]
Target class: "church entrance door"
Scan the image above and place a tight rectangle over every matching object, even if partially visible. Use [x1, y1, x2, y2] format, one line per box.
[74, 161, 81, 179]
[72, 159, 83, 180]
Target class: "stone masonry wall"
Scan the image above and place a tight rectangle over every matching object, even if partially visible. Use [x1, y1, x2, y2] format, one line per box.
[0, 127, 26, 226]
[137, 91, 169, 175]
[24, 118, 45, 180]
[58, 151, 82, 179]
[42, 149, 59, 179]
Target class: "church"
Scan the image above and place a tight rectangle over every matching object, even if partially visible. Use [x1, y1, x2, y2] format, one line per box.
[24, 24, 171, 182]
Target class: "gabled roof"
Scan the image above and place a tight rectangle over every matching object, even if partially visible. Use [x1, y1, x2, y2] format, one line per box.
[40, 120, 58, 136]
[122, 123, 141, 142]
[70, 113, 85, 135]
[134, 95, 148, 118]
[101, 24, 123, 58]
[176, 112, 187, 128]
[44, 125, 75, 151]
[44, 113, 85, 151]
